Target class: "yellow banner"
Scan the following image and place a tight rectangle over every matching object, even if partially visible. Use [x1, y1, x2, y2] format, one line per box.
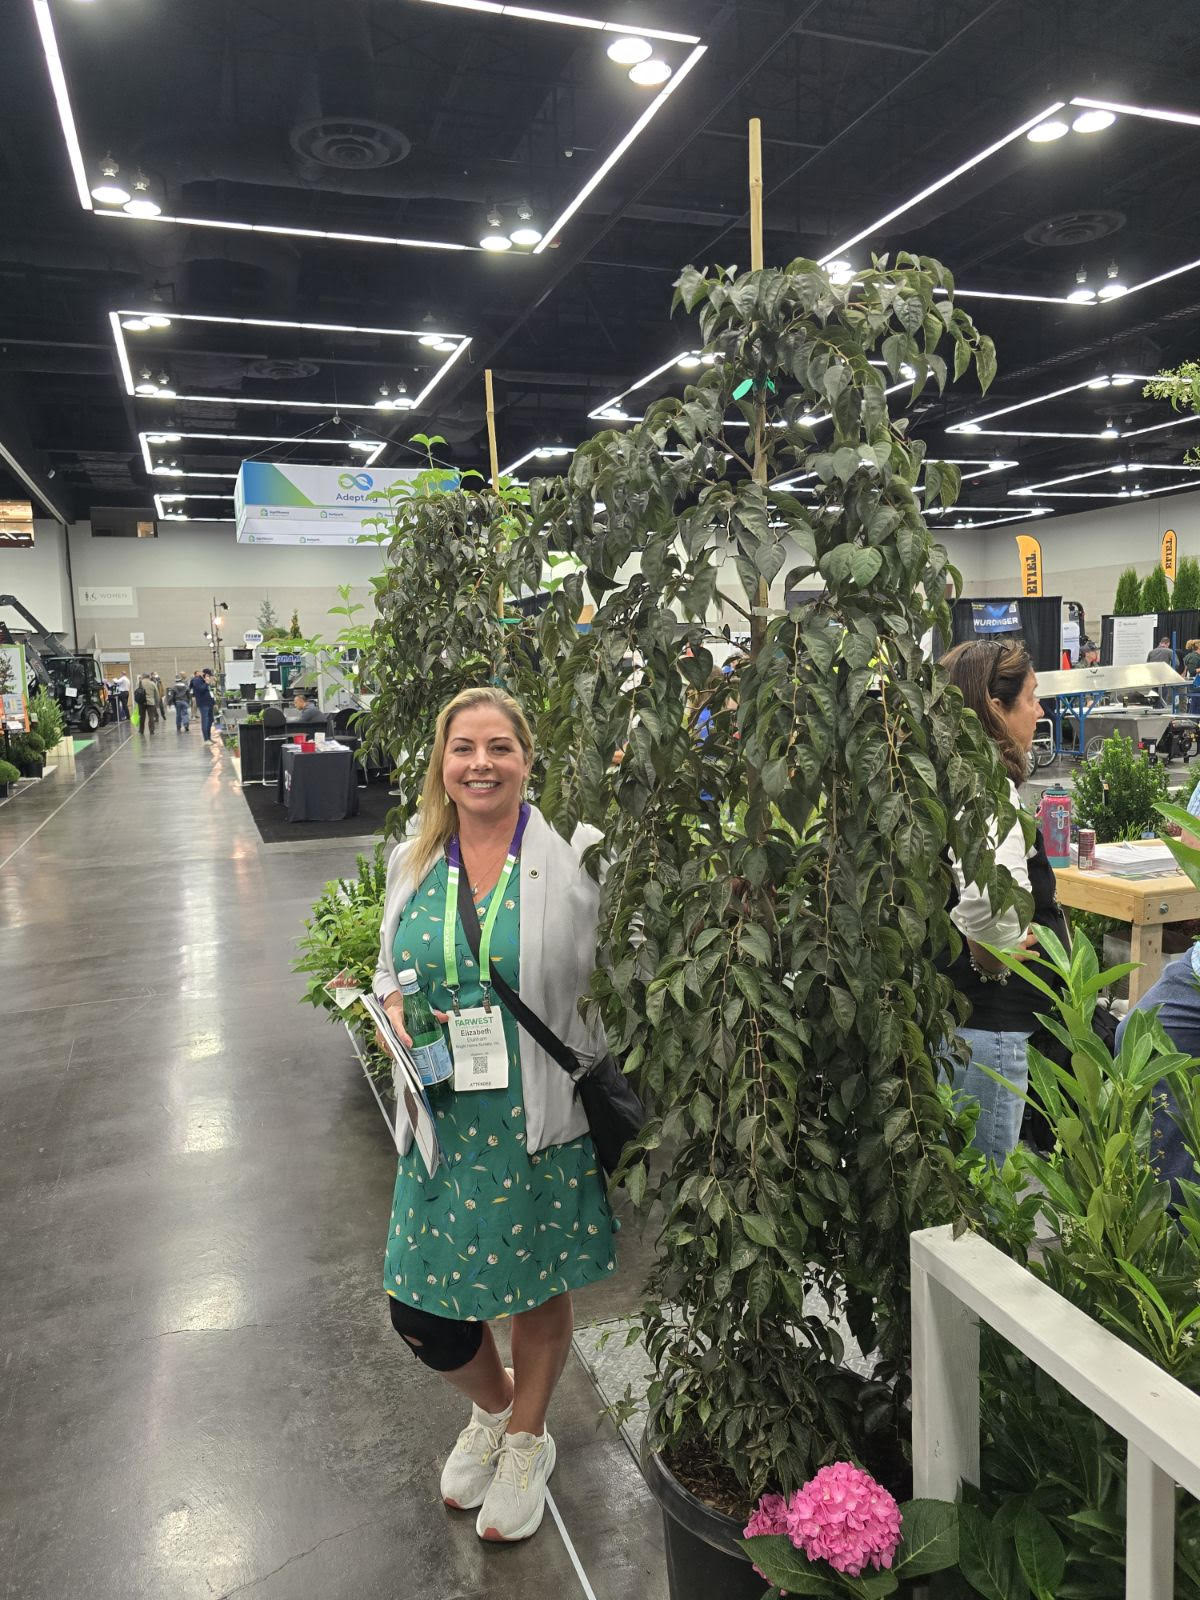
[1162, 528, 1178, 582]
[1015, 534, 1043, 597]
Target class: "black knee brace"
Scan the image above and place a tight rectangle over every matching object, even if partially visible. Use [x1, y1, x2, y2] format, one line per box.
[388, 1296, 484, 1372]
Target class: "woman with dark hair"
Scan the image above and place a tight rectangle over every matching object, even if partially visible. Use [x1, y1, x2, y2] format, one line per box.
[939, 639, 1069, 1165]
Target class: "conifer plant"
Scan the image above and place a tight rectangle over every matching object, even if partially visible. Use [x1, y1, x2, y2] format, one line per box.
[534, 253, 1027, 1506]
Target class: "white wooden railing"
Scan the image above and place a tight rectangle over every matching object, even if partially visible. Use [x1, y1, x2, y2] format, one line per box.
[911, 1224, 1200, 1600]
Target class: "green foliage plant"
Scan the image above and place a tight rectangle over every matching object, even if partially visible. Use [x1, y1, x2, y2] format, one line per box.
[1144, 362, 1200, 464]
[1174, 556, 1200, 614]
[532, 251, 1026, 1505]
[0, 757, 19, 786]
[1112, 567, 1143, 616]
[354, 434, 546, 828]
[1140, 564, 1171, 614]
[256, 595, 279, 634]
[288, 608, 302, 638]
[1071, 730, 1169, 842]
[971, 924, 1200, 1593]
[295, 845, 391, 1081]
[29, 685, 64, 749]
[8, 731, 46, 773]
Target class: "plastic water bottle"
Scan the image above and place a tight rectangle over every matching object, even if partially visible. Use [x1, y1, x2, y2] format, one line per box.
[396, 969, 453, 1087]
[1038, 786, 1072, 868]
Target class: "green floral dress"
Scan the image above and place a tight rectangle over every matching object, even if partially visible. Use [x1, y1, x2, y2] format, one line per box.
[384, 859, 617, 1322]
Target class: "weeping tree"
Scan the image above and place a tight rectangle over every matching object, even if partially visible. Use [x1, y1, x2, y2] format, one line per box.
[534, 253, 1026, 1504]
[355, 441, 546, 826]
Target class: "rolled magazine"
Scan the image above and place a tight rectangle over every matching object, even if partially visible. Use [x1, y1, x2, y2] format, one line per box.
[358, 992, 445, 1178]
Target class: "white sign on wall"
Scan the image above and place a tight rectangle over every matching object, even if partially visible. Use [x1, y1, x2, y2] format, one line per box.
[235, 462, 436, 546]
[1111, 614, 1158, 668]
[129, 632, 145, 647]
[79, 586, 135, 608]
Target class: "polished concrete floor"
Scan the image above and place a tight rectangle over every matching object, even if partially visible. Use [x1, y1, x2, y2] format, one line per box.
[0, 725, 666, 1600]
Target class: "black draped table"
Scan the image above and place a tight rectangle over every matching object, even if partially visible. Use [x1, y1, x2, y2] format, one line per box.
[277, 744, 360, 822]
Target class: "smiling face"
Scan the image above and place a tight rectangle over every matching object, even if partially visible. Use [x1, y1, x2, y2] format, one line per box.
[441, 705, 531, 824]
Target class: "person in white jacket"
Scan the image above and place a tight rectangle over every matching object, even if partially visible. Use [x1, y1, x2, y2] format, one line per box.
[373, 685, 615, 1544]
[939, 639, 1069, 1164]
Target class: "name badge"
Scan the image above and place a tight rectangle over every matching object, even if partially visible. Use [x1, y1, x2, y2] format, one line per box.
[449, 1006, 509, 1091]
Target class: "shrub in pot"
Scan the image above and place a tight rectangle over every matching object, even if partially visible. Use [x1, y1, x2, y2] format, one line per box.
[0, 757, 19, 796]
[8, 732, 46, 776]
[533, 251, 1019, 1592]
[29, 686, 65, 751]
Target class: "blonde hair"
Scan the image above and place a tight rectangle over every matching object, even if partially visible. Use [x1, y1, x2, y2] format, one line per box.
[407, 686, 535, 885]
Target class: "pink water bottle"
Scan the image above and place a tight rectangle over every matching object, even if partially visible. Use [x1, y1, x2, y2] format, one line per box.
[1038, 786, 1072, 868]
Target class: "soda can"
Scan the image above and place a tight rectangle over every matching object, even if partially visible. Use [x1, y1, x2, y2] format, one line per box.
[1077, 828, 1096, 871]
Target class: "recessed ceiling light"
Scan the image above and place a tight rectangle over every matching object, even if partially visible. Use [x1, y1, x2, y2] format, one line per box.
[122, 317, 150, 332]
[606, 35, 652, 64]
[144, 312, 172, 330]
[678, 354, 701, 369]
[826, 258, 855, 286]
[628, 59, 671, 86]
[480, 232, 513, 251]
[1027, 119, 1070, 142]
[1072, 109, 1116, 133]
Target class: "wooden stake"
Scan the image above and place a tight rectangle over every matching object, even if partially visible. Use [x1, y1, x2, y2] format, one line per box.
[748, 117, 764, 273]
[484, 368, 500, 493]
[748, 119, 769, 654]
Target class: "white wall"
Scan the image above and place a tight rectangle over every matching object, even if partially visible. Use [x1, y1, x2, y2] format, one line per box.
[0, 520, 75, 642]
[67, 520, 385, 651]
[941, 488, 1200, 620]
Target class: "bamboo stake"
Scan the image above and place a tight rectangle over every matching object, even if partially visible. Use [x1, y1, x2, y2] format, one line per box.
[484, 368, 505, 618]
[748, 118, 769, 656]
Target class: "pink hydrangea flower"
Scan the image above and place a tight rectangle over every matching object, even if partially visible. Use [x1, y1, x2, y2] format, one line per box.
[785, 1462, 902, 1577]
[744, 1492, 790, 1582]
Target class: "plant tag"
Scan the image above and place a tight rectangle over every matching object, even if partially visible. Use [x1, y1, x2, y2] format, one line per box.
[325, 969, 364, 1010]
[449, 1006, 509, 1091]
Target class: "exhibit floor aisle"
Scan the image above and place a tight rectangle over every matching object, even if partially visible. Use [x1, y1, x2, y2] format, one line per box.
[0, 725, 665, 1600]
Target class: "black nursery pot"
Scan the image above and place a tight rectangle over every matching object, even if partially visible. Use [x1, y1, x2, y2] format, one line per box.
[642, 1445, 765, 1600]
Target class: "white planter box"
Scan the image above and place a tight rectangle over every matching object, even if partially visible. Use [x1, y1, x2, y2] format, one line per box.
[911, 1224, 1200, 1600]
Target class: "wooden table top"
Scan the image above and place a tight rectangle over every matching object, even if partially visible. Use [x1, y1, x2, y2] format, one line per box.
[1053, 840, 1200, 925]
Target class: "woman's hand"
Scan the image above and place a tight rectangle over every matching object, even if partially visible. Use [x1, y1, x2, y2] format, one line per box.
[378, 990, 411, 1049]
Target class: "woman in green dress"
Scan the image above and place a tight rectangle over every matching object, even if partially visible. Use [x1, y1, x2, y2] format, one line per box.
[373, 686, 617, 1544]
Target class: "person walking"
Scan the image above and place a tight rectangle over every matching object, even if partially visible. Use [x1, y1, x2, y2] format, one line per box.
[938, 639, 1070, 1166]
[190, 667, 215, 741]
[134, 671, 163, 736]
[168, 674, 192, 732]
[372, 686, 616, 1544]
[112, 670, 131, 723]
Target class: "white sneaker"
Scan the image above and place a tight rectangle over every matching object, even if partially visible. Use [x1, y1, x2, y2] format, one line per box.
[441, 1390, 514, 1510]
[476, 1429, 556, 1542]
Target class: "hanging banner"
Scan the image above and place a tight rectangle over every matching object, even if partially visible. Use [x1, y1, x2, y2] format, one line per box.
[1015, 534, 1043, 597]
[1162, 528, 1178, 582]
[971, 601, 1022, 635]
[0, 642, 30, 728]
[235, 463, 450, 545]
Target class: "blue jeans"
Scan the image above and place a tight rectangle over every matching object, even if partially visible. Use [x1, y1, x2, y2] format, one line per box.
[199, 703, 214, 740]
[952, 1028, 1031, 1166]
[1114, 953, 1200, 1205]
[175, 700, 190, 729]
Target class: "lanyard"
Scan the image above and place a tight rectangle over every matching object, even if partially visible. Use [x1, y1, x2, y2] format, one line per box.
[443, 804, 530, 1004]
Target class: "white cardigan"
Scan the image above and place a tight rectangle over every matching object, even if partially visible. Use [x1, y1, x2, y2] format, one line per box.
[374, 805, 608, 1157]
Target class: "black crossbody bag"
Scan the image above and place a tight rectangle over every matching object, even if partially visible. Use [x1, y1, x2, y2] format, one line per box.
[455, 865, 644, 1176]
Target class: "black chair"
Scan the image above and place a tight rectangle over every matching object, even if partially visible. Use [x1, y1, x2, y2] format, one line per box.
[261, 705, 289, 788]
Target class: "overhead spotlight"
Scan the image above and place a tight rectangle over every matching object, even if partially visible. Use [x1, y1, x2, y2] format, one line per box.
[1072, 108, 1116, 134]
[374, 384, 397, 410]
[628, 58, 672, 86]
[134, 369, 158, 395]
[1098, 261, 1128, 300]
[123, 172, 162, 217]
[826, 258, 855, 286]
[1027, 118, 1069, 142]
[418, 313, 443, 347]
[90, 154, 131, 207]
[350, 440, 376, 452]
[1067, 266, 1095, 304]
[606, 35, 652, 65]
[393, 380, 414, 408]
[1100, 419, 1119, 439]
[1110, 372, 1137, 386]
[958, 421, 982, 434]
[144, 312, 172, 330]
[480, 205, 513, 251]
[988, 455, 1006, 470]
[1111, 463, 1128, 474]
[899, 362, 917, 380]
[700, 352, 718, 365]
[432, 339, 458, 352]
[122, 317, 151, 332]
[677, 353, 702, 370]
[509, 201, 542, 248]
[1087, 366, 1111, 389]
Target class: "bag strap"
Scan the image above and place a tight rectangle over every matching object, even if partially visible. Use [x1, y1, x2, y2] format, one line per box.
[455, 859, 581, 1081]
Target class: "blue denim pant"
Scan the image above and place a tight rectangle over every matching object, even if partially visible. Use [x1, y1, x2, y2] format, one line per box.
[1114, 953, 1200, 1205]
[952, 1028, 1031, 1166]
[175, 699, 190, 729]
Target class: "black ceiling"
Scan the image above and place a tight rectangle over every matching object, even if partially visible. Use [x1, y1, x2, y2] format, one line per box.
[3, 0, 1200, 530]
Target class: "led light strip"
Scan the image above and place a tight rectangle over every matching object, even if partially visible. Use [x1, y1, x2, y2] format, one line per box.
[119, 309, 466, 339]
[1011, 462, 1200, 495]
[110, 310, 471, 413]
[820, 93, 1200, 307]
[947, 374, 1150, 437]
[138, 430, 387, 475]
[940, 508, 1053, 529]
[0, 436, 69, 524]
[154, 491, 235, 523]
[39, 0, 705, 258]
[500, 445, 575, 478]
